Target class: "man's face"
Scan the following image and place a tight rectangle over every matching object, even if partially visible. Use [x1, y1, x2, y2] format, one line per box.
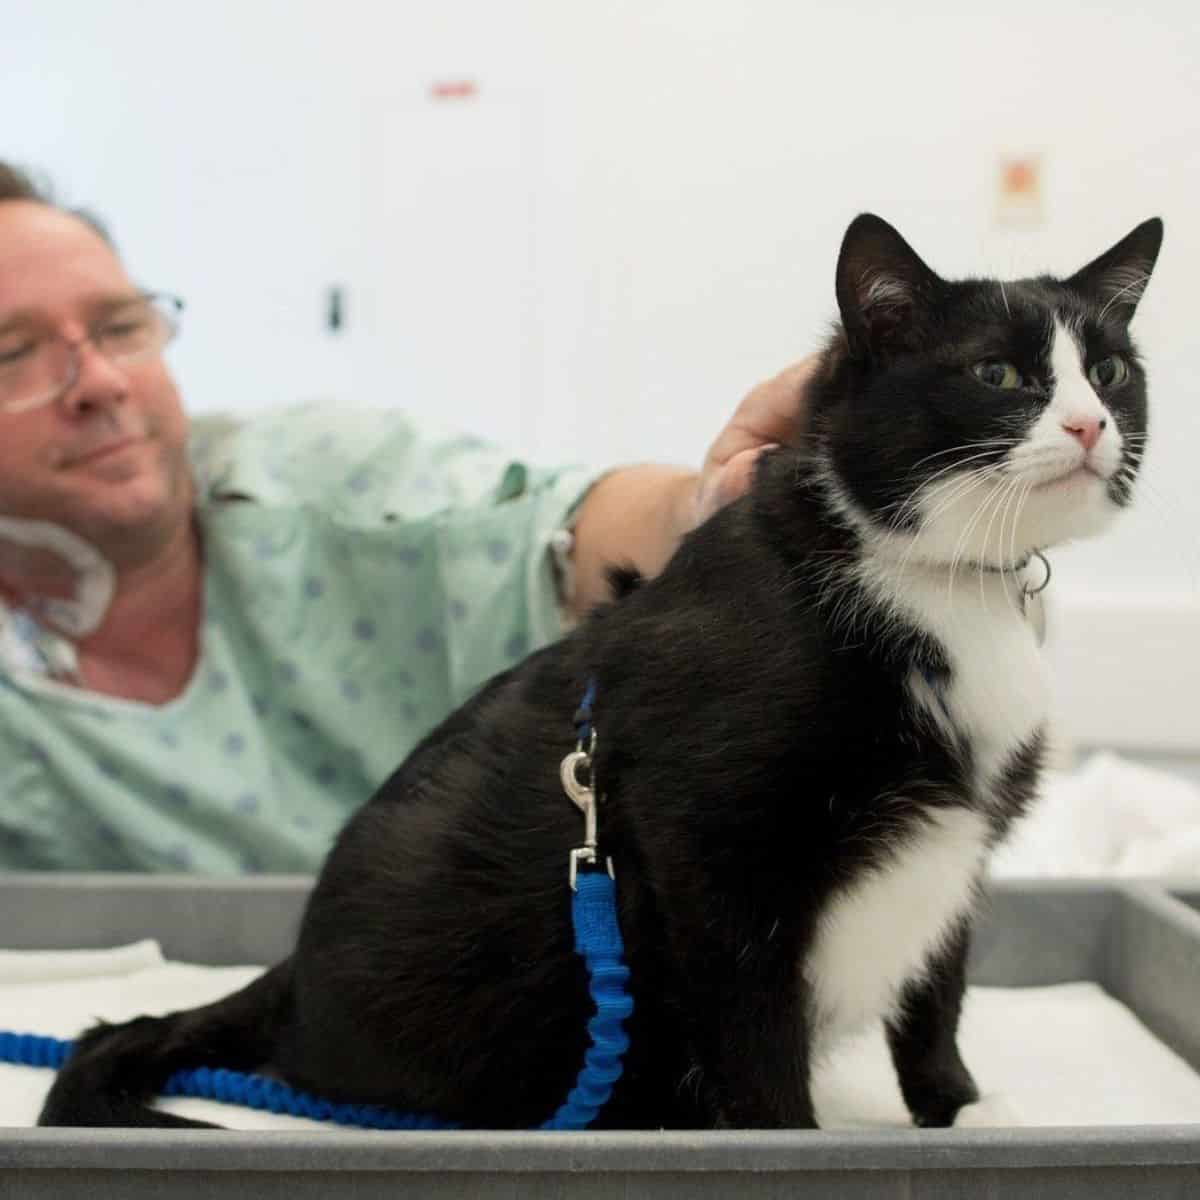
[0, 202, 192, 558]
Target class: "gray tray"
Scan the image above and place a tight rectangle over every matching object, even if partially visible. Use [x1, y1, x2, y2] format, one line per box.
[2, 874, 1199, 1198]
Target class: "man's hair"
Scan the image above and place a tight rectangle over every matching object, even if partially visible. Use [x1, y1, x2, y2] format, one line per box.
[0, 160, 116, 249]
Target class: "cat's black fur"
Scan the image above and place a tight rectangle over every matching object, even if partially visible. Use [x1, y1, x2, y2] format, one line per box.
[40, 213, 1162, 1130]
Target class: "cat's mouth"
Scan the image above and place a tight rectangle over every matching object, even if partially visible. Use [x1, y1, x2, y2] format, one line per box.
[1031, 463, 1105, 491]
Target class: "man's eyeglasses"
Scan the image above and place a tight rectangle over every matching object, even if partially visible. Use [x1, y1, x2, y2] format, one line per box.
[0, 293, 183, 414]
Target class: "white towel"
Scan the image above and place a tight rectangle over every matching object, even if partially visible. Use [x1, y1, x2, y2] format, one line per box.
[3, 942, 1200, 1130]
[0, 939, 163, 984]
[992, 751, 1200, 877]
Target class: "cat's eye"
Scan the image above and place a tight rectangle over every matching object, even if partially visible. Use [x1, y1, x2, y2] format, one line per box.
[1088, 356, 1129, 389]
[971, 361, 1023, 390]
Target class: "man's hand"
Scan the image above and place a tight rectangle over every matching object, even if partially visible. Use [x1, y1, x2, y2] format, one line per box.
[691, 355, 820, 527]
[568, 355, 819, 618]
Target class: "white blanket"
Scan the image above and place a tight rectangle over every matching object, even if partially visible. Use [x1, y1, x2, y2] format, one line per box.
[3, 939, 1200, 1130]
[4, 750, 1200, 1131]
[993, 751, 1200, 877]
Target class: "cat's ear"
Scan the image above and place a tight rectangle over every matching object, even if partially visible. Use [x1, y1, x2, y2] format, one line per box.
[1065, 217, 1163, 324]
[835, 214, 944, 354]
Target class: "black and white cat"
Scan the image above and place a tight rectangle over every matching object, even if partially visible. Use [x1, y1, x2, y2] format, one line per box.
[40, 212, 1162, 1131]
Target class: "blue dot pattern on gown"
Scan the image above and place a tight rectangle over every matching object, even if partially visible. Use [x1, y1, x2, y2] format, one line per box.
[0, 404, 604, 872]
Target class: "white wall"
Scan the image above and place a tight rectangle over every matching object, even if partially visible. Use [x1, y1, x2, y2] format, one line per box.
[1, 1, 550, 445]
[3, 0, 1198, 750]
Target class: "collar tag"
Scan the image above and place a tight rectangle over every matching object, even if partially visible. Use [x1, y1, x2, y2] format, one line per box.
[1024, 590, 1047, 646]
[1021, 551, 1051, 646]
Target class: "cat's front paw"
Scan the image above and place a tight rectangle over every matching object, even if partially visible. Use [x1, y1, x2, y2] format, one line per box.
[905, 1069, 980, 1129]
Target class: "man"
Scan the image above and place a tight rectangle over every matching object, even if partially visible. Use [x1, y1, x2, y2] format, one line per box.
[0, 161, 814, 872]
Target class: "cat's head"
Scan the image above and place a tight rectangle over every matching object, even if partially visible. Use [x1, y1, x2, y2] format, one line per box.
[810, 213, 1162, 569]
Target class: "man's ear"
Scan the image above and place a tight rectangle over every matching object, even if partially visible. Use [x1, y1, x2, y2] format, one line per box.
[1065, 217, 1163, 324]
[835, 213, 944, 356]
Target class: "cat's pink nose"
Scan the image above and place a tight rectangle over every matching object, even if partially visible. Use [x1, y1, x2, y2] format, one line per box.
[1062, 415, 1106, 451]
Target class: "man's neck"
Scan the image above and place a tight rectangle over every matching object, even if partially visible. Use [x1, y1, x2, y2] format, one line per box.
[73, 519, 204, 704]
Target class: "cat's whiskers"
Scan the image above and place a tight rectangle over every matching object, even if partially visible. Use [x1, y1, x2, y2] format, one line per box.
[847, 462, 1010, 647]
[867, 468, 1008, 646]
[892, 463, 1008, 584]
[945, 475, 1012, 632]
[1005, 481, 1035, 600]
[888, 461, 1007, 557]
[1005, 477, 1034, 587]
[977, 475, 1023, 618]
[999, 479, 1022, 599]
[1005, 448, 1085, 476]
[950, 477, 1008, 624]
[885, 450, 1015, 534]
[903, 439, 1021, 479]
[811, 445, 1010, 637]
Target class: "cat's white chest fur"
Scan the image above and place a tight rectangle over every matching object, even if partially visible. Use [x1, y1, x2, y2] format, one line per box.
[868, 562, 1049, 789]
[805, 805, 989, 1043]
[804, 564, 1046, 1044]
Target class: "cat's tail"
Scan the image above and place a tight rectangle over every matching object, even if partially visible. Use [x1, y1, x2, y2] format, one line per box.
[37, 957, 293, 1129]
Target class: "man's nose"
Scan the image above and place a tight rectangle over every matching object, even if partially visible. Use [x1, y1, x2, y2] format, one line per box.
[57, 341, 129, 413]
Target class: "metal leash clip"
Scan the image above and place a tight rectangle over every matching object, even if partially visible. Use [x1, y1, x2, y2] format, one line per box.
[560, 730, 614, 890]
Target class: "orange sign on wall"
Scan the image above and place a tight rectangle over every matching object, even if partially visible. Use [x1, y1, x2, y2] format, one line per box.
[995, 154, 1044, 229]
[429, 80, 478, 101]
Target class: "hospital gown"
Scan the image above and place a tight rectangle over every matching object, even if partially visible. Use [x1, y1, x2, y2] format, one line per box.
[0, 404, 599, 873]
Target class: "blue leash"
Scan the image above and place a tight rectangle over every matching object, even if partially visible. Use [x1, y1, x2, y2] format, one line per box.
[0, 872, 630, 1130]
[1, 680, 633, 1131]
